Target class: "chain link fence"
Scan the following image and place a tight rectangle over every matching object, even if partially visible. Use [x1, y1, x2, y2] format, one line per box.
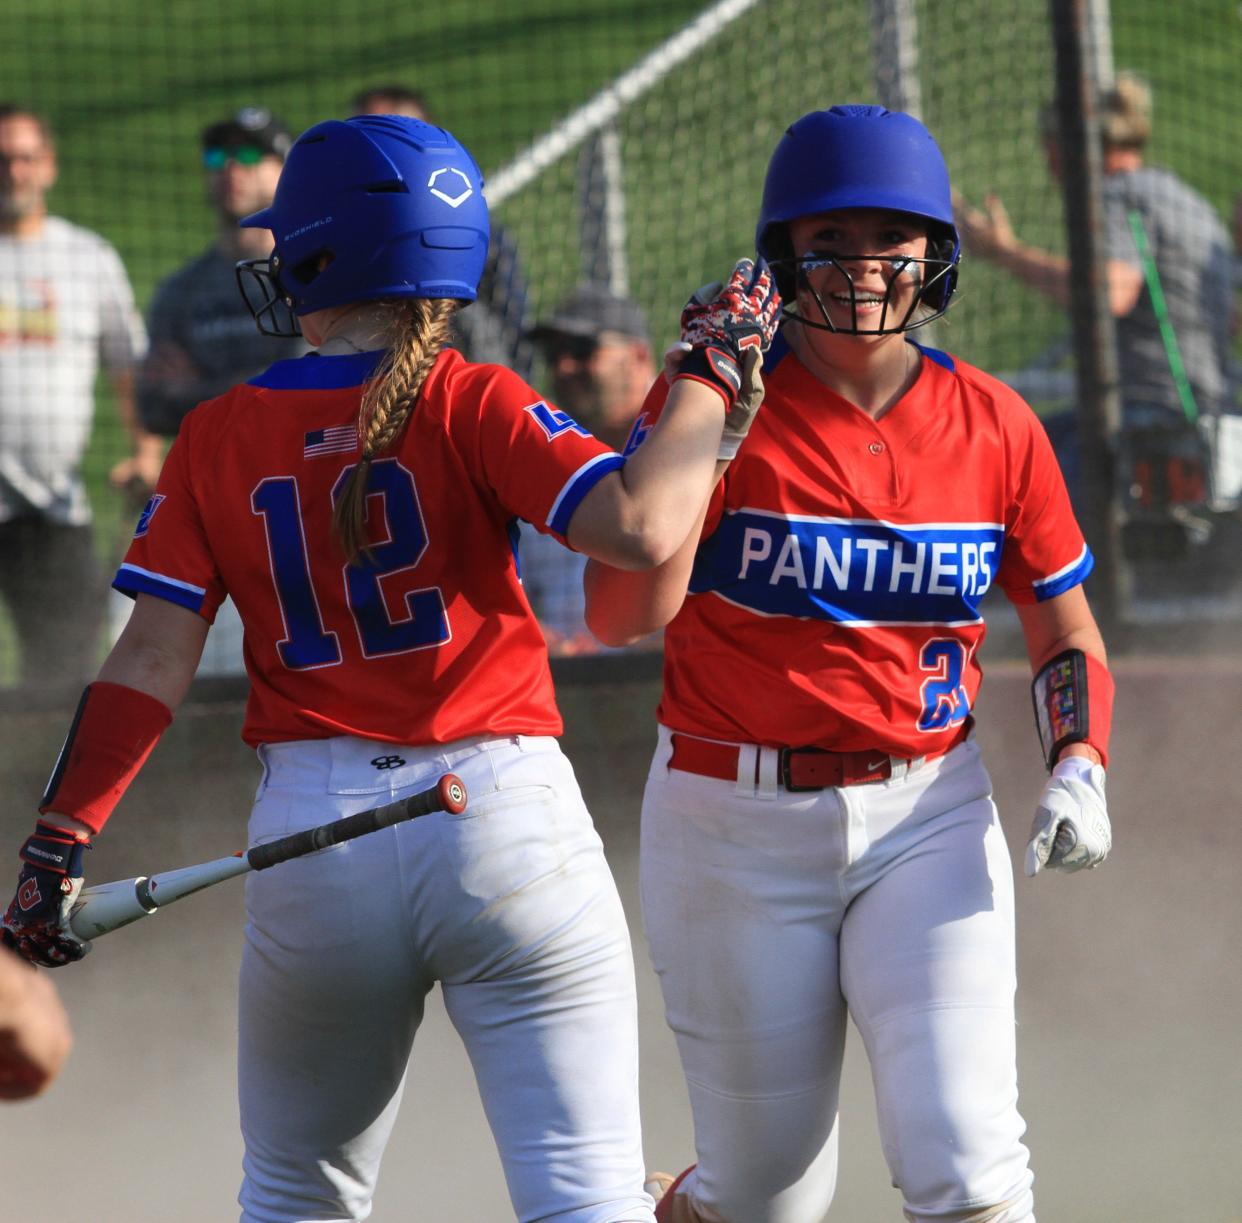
[0, 0, 1239, 693]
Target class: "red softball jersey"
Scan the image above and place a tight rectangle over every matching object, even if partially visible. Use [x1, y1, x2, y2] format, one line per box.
[637, 333, 1093, 758]
[114, 348, 622, 747]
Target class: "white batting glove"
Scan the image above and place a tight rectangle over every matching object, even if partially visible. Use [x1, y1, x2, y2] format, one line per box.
[1025, 756, 1112, 877]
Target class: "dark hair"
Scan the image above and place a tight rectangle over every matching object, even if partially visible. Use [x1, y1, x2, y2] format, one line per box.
[0, 104, 54, 147]
[349, 85, 433, 123]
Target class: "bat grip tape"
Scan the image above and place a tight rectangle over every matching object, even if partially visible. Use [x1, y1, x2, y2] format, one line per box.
[244, 786, 443, 872]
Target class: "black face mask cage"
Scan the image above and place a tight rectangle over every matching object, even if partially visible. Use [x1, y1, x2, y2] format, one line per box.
[773, 251, 957, 335]
[235, 257, 302, 338]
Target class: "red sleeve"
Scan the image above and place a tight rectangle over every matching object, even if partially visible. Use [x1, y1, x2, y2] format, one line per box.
[112, 409, 228, 621]
[447, 364, 626, 543]
[996, 397, 1093, 604]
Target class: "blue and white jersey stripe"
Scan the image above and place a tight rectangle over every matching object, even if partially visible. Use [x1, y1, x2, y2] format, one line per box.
[1031, 543, 1093, 601]
[546, 452, 625, 537]
[690, 507, 1094, 623]
[689, 508, 1006, 626]
[113, 563, 208, 614]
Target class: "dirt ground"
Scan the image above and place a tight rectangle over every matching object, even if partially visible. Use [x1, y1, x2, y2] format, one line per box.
[1, 656, 1239, 1222]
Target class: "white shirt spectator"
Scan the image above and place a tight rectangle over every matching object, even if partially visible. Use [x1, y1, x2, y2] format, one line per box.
[0, 215, 146, 525]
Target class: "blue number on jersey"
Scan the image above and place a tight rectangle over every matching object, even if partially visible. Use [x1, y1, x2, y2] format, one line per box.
[525, 400, 592, 440]
[252, 459, 448, 670]
[252, 478, 343, 669]
[332, 458, 448, 657]
[918, 638, 971, 731]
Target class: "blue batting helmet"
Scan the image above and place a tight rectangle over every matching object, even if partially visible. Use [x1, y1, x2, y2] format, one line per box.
[236, 115, 490, 335]
[755, 106, 959, 327]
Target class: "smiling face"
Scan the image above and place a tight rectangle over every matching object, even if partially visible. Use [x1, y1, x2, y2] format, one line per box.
[786, 207, 931, 336]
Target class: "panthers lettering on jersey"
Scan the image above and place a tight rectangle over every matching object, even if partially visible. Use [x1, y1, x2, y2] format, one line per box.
[114, 348, 622, 747]
[646, 335, 1092, 758]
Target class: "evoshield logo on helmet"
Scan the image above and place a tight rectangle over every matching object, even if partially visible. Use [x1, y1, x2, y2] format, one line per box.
[235, 116, 490, 335]
[427, 167, 473, 207]
[284, 216, 334, 242]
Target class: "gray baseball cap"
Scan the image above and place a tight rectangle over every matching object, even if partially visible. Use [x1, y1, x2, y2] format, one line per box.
[529, 283, 649, 344]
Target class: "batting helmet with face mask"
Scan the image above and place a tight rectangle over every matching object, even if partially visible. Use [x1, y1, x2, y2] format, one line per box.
[236, 115, 490, 336]
[755, 105, 960, 335]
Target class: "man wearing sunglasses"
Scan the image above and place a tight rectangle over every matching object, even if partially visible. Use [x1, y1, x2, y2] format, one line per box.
[136, 107, 306, 445]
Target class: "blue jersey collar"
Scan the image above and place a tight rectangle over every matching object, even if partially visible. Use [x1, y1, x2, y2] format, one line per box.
[248, 350, 387, 391]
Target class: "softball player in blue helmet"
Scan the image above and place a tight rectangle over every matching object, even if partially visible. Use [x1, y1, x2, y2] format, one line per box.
[756, 105, 960, 334]
[4, 114, 782, 1222]
[589, 105, 1114, 1223]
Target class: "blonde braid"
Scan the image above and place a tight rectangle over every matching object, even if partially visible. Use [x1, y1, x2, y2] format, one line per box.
[333, 297, 459, 563]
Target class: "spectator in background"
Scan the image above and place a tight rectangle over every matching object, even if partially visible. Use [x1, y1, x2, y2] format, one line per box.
[0, 104, 151, 689]
[530, 283, 655, 451]
[349, 84, 431, 124]
[137, 107, 307, 443]
[350, 85, 533, 377]
[0, 944, 72, 1099]
[955, 72, 1238, 557]
[522, 283, 656, 653]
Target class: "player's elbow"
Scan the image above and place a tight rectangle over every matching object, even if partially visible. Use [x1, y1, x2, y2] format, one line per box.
[583, 601, 648, 649]
[613, 530, 688, 572]
[571, 509, 684, 571]
[607, 522, 683, 570]
[582, 558, 683, 647]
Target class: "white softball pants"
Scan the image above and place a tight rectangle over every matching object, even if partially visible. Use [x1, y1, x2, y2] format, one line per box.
[641, 728, 1034, 1223]
[236, 733, 654, 1223]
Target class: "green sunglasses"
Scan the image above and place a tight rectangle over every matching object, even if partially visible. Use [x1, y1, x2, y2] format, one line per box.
[202, 144, 268, 170]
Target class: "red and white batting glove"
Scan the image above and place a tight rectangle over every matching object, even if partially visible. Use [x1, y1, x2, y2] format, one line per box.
[2, 821, 93, 967]
[675, 257, 780, 459]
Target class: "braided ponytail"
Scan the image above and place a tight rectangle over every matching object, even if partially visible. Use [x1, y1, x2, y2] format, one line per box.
[333, 297, 459, 563]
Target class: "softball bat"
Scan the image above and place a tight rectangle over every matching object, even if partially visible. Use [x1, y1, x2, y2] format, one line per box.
[67, 773, 467, 940]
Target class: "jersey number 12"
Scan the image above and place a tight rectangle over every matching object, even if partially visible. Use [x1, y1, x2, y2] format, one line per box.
[251, 459, 448, 669]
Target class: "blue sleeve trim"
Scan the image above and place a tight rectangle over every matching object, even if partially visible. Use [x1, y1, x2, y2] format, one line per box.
[912, 341, 955, 371]
[548, 453, 626, 537]
[1033, 545, 1095, 601]
[112, 564, 207, 614]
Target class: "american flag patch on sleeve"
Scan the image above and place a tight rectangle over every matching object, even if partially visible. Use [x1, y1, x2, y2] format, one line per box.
[304, 426, 358, 458]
